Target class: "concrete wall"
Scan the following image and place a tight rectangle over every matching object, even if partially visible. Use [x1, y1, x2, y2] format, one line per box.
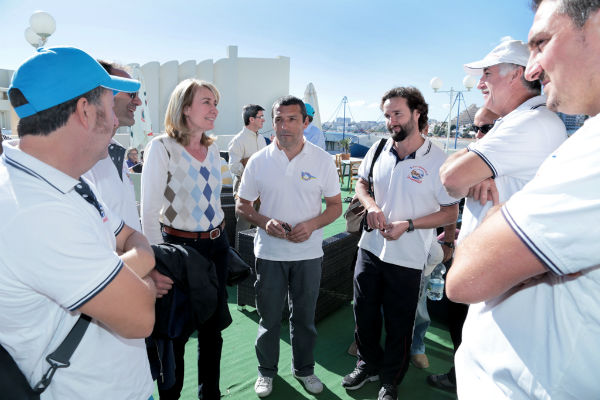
[137, 45, 289, 139]
[0, 45, 290, 142]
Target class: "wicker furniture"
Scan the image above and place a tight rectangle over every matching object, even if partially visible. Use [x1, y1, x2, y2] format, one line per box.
[236, 229, 359, 322]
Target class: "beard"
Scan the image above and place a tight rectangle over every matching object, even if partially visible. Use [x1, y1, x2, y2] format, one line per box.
[388, 118, 415, 142]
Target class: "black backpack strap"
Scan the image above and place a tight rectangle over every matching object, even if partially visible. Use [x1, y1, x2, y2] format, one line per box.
[33, 314, 92, 393]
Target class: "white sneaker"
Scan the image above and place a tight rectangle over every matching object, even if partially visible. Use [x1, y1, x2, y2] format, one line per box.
[294, 373, 324, 394]
[254, 376, 273, 398]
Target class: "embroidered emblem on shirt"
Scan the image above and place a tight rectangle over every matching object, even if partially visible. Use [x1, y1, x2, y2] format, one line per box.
[301, 171, 317, 181]
[407, 166, 428, 183]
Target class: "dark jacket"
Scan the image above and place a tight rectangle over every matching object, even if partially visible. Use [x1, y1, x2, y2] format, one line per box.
[147, 243, 219, 389]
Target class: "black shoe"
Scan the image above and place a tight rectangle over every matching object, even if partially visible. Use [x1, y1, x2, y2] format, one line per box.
[378, 384, 398, 400]
[426, 373, 456, 393]
[341, 366, 379, 390]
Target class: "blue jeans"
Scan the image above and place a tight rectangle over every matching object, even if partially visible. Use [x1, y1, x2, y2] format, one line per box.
[254, 257, 322, 378]
[411, 273, 430, 355]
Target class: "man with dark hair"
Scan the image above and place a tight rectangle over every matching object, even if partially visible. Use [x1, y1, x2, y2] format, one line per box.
[228, 104, 267, 241]
[303, 103, 325, 150]
[473, 107, 499, 140]
[446, 1, 600, 398]
[82, 61, 143, 231]
[0, 46, 156, 398]
[341, 87, 459, 400]
[237, 95, 341, 397]
[433, 39, 567, 394]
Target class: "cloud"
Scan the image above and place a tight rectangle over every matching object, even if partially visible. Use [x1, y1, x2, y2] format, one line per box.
[349, 100, 366, 107]
[367, 102, 379, 109]
[500, 35, 514, 42]
[442, 103, 451, 110]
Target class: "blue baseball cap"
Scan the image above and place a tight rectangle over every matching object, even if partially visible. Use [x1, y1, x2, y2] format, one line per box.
[305, 103, 315, 117]
[9, 46, 140, 118]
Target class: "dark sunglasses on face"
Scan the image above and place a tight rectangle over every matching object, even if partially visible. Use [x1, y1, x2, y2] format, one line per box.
[473, 123, 494, 134]
[128, 92, 139, 99]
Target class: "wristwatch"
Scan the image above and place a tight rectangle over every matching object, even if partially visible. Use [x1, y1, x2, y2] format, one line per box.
[406, 219, 414, 232]
[440, 241, 455, 249]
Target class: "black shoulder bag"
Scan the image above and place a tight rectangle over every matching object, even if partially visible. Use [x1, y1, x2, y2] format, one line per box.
[0, 314, 91, 399]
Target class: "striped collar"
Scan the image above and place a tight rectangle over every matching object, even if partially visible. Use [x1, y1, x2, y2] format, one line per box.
[2, 146, 80, 194]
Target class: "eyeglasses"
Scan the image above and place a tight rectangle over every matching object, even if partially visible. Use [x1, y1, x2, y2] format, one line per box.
[254, 115, 265, 120]
[128, 92, 139, 99]
[472, 123, 494, 134]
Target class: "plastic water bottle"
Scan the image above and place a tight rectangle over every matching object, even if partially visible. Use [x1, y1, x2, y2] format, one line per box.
[426, 263, 447, 301]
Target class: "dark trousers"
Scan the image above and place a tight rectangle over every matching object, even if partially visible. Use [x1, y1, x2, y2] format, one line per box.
[353, 248, 422, 386]
[158, 230, 231, 400]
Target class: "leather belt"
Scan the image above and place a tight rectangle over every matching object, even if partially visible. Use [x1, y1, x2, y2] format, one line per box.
[162, 221, 225, 240]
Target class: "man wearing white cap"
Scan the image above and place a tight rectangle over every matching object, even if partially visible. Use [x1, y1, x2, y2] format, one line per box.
[446, 0, 600, 397]
[303, 103, 326, 150]
[431, 39, 567, 392]
[0, 47, 156, 399]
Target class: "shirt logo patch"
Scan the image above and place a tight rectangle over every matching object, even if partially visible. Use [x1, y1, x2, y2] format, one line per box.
[407, 166, 428, 183]
[301, 171, 317, 181]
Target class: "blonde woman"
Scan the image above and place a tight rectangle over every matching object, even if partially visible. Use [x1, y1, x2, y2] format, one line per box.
[141, 79, 231, 400]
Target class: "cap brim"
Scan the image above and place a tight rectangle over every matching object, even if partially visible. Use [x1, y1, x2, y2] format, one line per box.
[463, 60, 492, 76]
[101, 74, 140, 93]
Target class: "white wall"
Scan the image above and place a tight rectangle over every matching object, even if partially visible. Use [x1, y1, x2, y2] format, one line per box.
[0, 45, 290, 142]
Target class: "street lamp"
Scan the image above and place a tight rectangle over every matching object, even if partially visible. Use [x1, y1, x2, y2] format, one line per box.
[430, 75, 477, 151]
[24, 11, 56, 49]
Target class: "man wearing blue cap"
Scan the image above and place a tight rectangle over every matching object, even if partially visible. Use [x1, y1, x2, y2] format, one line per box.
[0, 47, 156, 399]
[303, 103, 326, 150]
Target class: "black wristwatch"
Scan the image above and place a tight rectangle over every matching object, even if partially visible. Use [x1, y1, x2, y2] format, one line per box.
[406, 219, 414, 232]
[440, 241, 455, 249]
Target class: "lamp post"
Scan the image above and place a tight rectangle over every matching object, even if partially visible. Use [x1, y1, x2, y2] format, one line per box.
[24, 11, 56, 49]
[430, 75, 477, 151]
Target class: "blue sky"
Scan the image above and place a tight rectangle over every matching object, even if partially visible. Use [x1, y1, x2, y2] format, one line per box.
[1, 0, 536, 123]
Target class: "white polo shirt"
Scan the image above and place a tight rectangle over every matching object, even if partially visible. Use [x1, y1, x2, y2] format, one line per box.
[459, 95, 567, 242]
[83, 139, 141, 231]
[357, 138, 459, 270]
[456, 115, 600, 399]
[0, 146, 153, 399]
[238, 140, 340, 261]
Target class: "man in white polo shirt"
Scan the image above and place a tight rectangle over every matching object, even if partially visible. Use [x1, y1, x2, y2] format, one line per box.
[341, 87, 459, 400]
[446, 1, 600, 398]
[83, 60, 143, 231]
[432, 39, 567, 392]
[236, 95, 342, 398]
[0, 46, 156, 399]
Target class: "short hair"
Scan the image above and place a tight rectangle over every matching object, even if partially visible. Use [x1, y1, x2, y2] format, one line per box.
[380, 87, 429, 132]
[126, 147, 138, 157]
[97, 59, 130, 75]
[9, 86, 104, 137]
[242, 104, 265, 126]
[498, 63, 542, 94]
[271, 96, 307, 121]
[532, 0, 600, 28]
[164, 79, 220, 147]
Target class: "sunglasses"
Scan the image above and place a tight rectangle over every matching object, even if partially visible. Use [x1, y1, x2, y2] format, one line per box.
[472, 123, 494, 134]
[128, 92, 139, 99]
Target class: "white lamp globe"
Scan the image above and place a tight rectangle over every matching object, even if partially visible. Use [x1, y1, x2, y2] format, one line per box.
[24, 27, 41, 47]
[430, 77, 443, 92]
[30, 11, 56, 38]
[463, 75, 478, 90]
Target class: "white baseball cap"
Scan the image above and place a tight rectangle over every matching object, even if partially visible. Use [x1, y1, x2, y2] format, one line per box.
[464, 40, 530, 75]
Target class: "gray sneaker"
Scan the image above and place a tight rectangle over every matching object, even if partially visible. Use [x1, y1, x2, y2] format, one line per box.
[254, 376, 273, 397]
[294, 373, 324, 394]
